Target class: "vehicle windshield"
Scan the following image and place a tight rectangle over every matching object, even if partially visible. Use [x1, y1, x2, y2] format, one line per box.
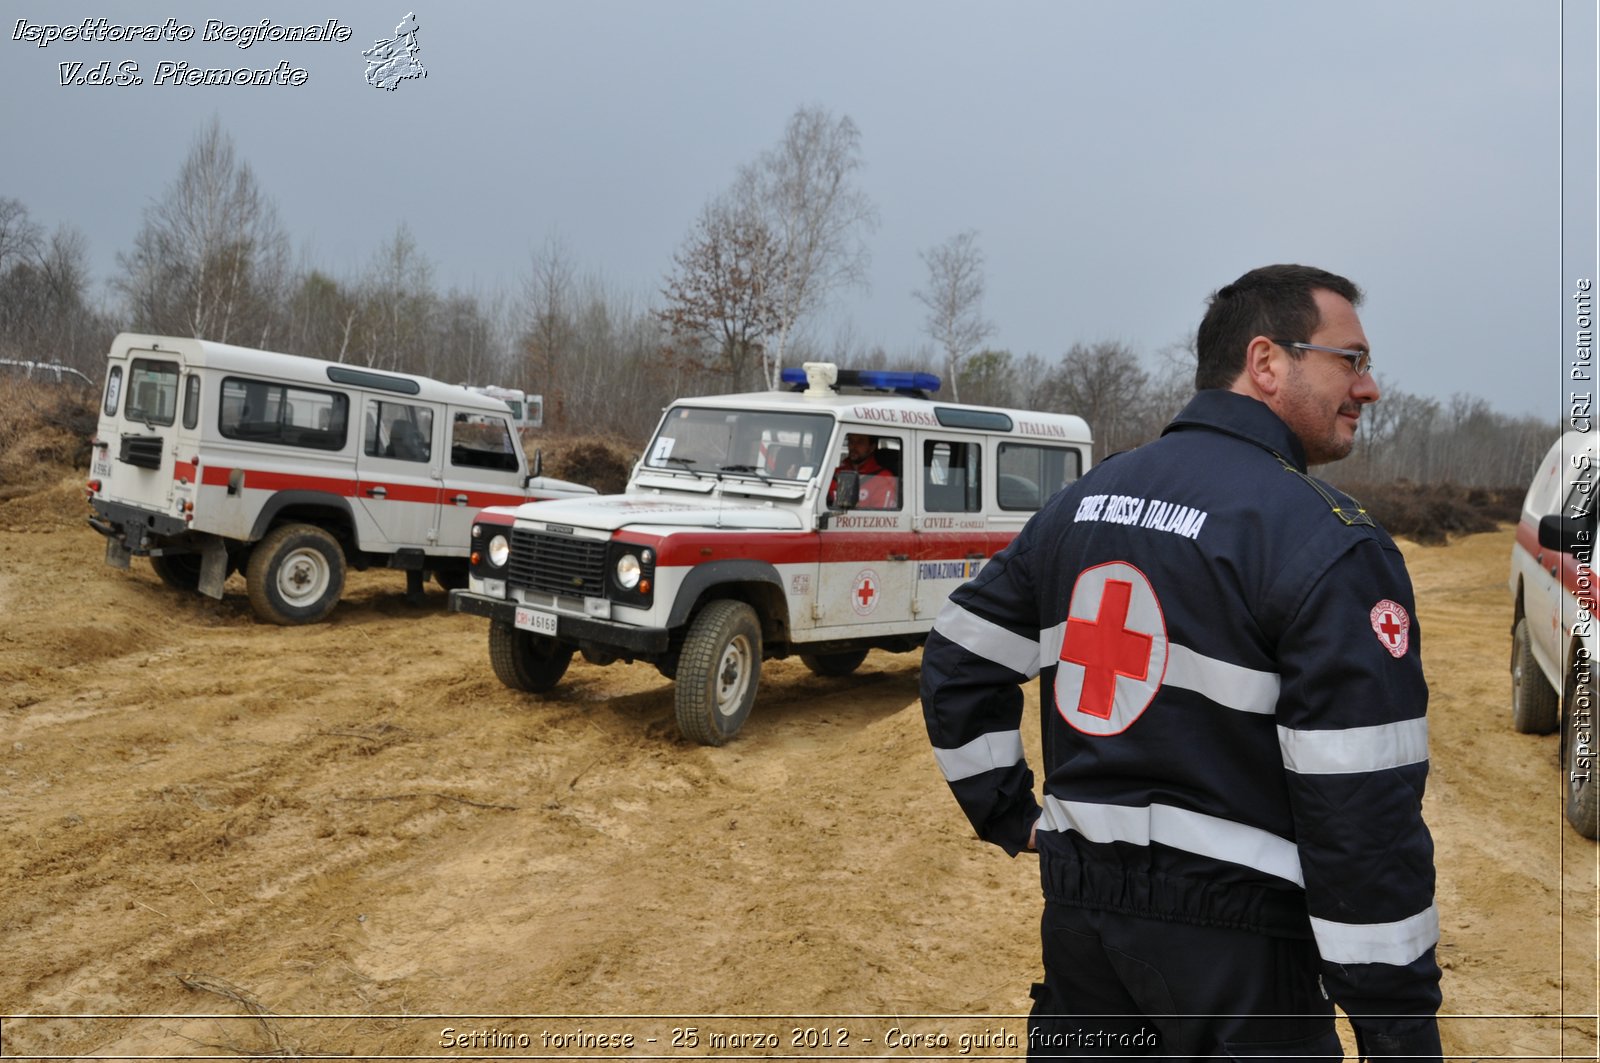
[644, 406, 834, 483]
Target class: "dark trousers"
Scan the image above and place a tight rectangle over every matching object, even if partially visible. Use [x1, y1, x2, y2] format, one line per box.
[1027, 901, 1341, 1061]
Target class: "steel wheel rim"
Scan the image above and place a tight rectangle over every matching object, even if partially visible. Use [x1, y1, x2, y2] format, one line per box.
[714, 634, 753, 718]
[277, 546, 330, 606]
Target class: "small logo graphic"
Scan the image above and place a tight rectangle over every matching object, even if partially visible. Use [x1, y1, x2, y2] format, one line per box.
[364, 13, 426, 90]
[1056, 561, 1168, 736]
[850, 569, 880, 616]
[1370, 600, 1410, 658]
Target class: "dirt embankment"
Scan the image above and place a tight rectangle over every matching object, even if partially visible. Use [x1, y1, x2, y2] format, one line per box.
[0, 472, 1595, 1061]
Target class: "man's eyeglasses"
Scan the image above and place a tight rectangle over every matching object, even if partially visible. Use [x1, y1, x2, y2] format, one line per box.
[1273, 340, 1373, 377]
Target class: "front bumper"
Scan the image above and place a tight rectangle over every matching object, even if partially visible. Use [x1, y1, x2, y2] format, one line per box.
[449, 589, 672, 655]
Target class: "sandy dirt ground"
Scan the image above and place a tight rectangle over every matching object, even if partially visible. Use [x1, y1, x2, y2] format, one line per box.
[1, 471, 1596, 1061]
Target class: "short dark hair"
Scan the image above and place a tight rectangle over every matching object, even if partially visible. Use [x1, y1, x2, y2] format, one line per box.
[1194, 265, 1363, 390]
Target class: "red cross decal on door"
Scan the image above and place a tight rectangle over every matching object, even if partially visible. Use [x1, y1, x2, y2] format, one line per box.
[1060, 579, 1153, 719]
[856, 576, 876, 609]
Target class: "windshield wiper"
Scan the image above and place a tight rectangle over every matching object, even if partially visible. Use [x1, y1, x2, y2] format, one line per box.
[662, 456, 708, 479]
[718, 464, 770, 480]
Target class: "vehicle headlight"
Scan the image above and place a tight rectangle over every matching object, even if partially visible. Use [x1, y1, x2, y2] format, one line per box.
[615, 552, 641, 589]
[488, 534, 510, 568]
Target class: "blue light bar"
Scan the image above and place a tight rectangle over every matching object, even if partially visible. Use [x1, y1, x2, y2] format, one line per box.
[779, 366, 942, 394]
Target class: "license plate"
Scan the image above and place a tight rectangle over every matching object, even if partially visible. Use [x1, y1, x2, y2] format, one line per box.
[514, 606, 558, 637]
[91, 456, 112, 478]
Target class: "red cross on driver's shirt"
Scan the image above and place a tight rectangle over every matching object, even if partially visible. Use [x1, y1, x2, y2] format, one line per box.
[1060, 579, 1153, 720]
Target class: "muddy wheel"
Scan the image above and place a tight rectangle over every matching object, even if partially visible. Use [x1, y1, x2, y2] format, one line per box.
[150, 551, 204, 593]
[799, 648, 868, 678]
[1563, 661, 1599, 839]
[1511, 617, 1559, 734]
[675, 600, 761, 746]
[246, 524, 345, 625]
[488, 619, 572, 693]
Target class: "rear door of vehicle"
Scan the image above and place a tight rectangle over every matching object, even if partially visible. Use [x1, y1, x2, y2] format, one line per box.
[98, 351, 184, 513]
[355, 396, 442, 550]
[910, 431, 994, 622]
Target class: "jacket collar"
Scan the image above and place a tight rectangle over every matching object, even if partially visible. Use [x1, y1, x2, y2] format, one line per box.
[1162, 389, 1309, 472]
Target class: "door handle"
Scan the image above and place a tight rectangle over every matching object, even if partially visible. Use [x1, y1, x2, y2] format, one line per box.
[888, 553, 909, 562]
[366, 485, 387, 498]
[451, 493, 471, 506]
[966, 551, 987, 560]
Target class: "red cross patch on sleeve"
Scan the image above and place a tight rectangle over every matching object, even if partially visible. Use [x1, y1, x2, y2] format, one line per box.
[1369, 599, 1411, 658]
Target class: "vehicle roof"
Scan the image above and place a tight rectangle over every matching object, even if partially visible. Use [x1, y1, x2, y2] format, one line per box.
[108, 332, 514, 415]
[667, 386, 1092, 443]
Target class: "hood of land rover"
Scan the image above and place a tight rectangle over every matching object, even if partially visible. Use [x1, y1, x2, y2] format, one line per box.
[508, 493, 807, 532]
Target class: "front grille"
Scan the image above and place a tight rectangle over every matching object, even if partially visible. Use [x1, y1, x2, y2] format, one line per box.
[507, 528, 607, 597]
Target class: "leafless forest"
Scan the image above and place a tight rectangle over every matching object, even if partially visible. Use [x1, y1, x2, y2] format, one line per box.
[0, 111, 1555, 485]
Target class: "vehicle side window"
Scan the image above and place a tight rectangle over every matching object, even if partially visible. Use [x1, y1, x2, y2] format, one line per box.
[220, 376, 348, 451]
[451, 412, 519, 473]
[102, 365, 122, 416]
[997, 443, 1083, 511]
[365, 400, 434, 462]
[182, 375, 201, 430]
[127, 359, 180, 426]
[922, 440, 981, 512]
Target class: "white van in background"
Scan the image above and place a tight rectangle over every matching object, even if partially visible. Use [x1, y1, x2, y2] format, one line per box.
[88, 334, 592, 625]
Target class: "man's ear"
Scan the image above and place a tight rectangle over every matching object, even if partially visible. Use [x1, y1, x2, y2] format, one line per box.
[1240, 336, 1284, 398]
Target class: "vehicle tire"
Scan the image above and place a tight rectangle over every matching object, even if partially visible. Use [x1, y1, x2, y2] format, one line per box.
[246, 523, 346, 625]
[150, 551, 203, 592]
[433, 568, 469, 592]
[799, 648, 869, 677]
[675, 600, 762, 746]
[488, 619, 572, 693]
[1563, 662, 1599, 839]
[1511, 617, 1560, 734]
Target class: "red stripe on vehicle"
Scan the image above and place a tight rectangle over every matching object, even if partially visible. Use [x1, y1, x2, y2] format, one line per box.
[1519, 517, 1598, 611]
[629, 529, 1017, 568]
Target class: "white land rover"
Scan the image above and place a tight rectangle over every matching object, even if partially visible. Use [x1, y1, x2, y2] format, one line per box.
[450, 362, 1092, 744]
[1509, 429, 1597, 838]
[88, 333, 595, 625]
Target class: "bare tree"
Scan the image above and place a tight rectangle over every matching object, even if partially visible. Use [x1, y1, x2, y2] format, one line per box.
[0, 200, 111, 373]
[955, 348, 1016, 408]
[520, 236, 579, 432]
[655, 194, 778, 390]
[914, 230, 995, 400]
[1040, 341, 1151, 455]
[351, 223, 436, 373]
[116, 117, 290, 347]
[738, 106, 878, 388]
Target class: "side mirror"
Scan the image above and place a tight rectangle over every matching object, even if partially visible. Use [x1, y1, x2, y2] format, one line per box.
[525, 447, 544, 486]
[1539, 511, 1596, 555]
[830, 471, 860, 511]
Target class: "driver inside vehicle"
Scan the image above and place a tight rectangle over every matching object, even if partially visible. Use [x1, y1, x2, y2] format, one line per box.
[829, 433, 899, 509]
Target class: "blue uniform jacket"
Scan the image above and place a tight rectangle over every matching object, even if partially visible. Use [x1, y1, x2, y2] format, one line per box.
[921, 389, 1442, 1052]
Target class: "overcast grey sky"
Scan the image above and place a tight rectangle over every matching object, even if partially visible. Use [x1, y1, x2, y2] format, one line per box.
[3, 0, 1594, 418]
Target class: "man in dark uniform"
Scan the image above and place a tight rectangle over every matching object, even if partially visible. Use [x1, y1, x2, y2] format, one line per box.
[920, 265, 1442, 1061]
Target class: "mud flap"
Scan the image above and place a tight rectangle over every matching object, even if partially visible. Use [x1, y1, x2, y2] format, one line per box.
[198, 538, 229, 599]
[104, 536, 132, 570]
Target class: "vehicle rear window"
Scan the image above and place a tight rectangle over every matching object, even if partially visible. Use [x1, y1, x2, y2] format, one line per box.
[126, 359, 179, 426]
